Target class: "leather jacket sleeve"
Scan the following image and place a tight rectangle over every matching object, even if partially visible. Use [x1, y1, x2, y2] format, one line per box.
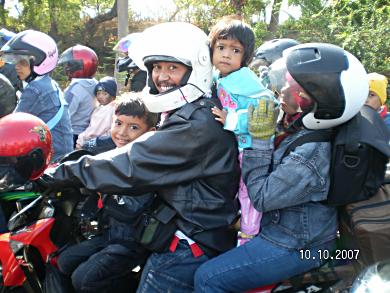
[47, 101, 237, 196]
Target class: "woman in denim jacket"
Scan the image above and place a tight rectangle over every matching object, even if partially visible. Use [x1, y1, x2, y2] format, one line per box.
[195, 43, 369, 292]
[0, 30, 73, 162]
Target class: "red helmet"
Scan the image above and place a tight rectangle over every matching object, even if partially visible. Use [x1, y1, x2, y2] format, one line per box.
[58, 44, 98, 79]
[0, 113, 52, 192]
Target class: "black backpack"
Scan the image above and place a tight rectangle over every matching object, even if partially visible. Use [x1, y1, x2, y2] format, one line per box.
[281, 105, 390, 206]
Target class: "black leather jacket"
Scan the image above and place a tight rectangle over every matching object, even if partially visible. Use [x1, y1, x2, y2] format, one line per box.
[49, 97, 240, 255]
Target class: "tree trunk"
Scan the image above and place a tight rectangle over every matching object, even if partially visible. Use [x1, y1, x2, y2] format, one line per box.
[268, 0, 282, 35]
[84, 0, 118, 43]
[0, 0, 5, 25]
[48, 0, 59, 40]
[230, 0, 246, 16]
[116, 0, 128, 90]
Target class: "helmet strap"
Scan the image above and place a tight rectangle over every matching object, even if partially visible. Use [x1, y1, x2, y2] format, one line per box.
[25, 71, 37, 83]
[180, 66, 192, 86]
[25, 58, 38, 82]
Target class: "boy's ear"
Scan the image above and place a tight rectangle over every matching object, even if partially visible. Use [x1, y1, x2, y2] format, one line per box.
[149, 127, 156, 131]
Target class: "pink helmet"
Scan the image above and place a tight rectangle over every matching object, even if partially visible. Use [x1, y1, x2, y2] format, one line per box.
[0, 30, 58, 75]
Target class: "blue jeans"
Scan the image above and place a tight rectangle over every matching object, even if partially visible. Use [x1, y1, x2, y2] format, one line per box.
[58, 236, 145, 293]
[136, 241, 210, 293]
[194, 236, 335, 293]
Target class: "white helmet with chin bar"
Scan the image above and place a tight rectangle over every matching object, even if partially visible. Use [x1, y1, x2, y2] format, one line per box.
[269, 43, 368, 130]
[128, 22, 212, 113]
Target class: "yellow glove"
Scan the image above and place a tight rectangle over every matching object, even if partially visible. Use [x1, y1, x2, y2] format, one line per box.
[248, 98, 279, 140]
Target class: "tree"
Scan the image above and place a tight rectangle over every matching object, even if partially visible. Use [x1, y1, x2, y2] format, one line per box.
[268, 0, 282, 35]
[83, 0, 118, 43]
[173, 0, 267, 33]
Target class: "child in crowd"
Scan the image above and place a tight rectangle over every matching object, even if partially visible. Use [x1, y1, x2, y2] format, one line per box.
[58, 93, 159, 293]
[76, 76, 117, 149]
[59, 45, 98, 147]
[195, 43, 366, 293]
[366, 72, 390, 129]
[209, 16, 277, 245]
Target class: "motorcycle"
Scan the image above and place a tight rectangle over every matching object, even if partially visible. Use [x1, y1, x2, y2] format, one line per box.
[247, 261, 358, 293]
[0, 149, 102, 293]
[0, 188, 40, 233]
[0, 183, 93, 292]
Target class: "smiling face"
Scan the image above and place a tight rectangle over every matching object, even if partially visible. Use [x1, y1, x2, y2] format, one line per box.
[212, 38, 244, 77]
[111, 114, 153, 148]
[151, 61, 188, 93]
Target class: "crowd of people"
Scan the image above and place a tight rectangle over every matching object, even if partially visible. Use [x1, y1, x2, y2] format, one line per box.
[0, 14, 389, 293]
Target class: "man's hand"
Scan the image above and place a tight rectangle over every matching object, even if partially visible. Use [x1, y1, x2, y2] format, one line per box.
[32, 173, 58, 194]
[248, 98, 279, 140]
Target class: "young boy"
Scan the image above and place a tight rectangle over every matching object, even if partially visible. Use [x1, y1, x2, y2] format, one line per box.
[76, 76, 117, 149]
[209, 16, 278, 244]
[57, 93, 159, 293]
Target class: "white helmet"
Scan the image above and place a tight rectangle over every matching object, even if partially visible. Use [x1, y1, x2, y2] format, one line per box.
[269, 43, 368, 130]
[128, 22, 212, 113]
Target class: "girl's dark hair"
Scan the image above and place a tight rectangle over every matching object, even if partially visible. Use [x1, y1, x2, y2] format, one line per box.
[209, 15, 255, 67]
[115, 93, 159, 129]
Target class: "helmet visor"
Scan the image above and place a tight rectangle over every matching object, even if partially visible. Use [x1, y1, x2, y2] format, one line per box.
[0, 149, 44, 192]
[253, 57, 269, 67]
[0, 53, 31, 65]
[269, 57, 314, 114]
[58, 50, 83, 74]
[114, 33, 141, 54]
[0, 156, 30, 192]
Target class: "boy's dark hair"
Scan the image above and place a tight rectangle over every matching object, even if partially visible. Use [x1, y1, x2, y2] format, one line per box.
[115, 93, 159, 129]
[209, 15, 255, 67]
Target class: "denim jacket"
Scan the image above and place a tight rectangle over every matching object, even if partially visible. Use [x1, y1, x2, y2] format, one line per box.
[15, 75, 73, 161]
[242, 129, 337, 250]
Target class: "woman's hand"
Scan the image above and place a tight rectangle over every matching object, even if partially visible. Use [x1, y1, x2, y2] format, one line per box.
[248, 98, 279, 140]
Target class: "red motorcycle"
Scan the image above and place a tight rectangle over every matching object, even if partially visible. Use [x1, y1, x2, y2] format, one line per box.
[0, 113, 97, 292]
[0, 186, 92, 292]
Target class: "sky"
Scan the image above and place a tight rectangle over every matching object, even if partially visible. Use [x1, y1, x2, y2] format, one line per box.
[5, 0, 300, 23]
[130, 0, 177, 19]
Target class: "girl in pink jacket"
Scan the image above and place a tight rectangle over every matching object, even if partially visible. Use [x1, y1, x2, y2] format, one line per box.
[76, 77, 117, 149]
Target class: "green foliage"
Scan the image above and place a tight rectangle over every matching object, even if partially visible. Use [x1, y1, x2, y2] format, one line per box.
[330, 0, 390, 74]
[6, 0, 81, 34]
[252, 21, 269, 47]
[173, 0, 267, 33]
[2, 0, 388, 77]
[278, 0, 389, 75]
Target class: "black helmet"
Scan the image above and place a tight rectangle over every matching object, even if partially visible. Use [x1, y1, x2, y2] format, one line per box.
[255, 38, 299, 66]
[116, 56, 139, 73]
[0, 73, 16, 118]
